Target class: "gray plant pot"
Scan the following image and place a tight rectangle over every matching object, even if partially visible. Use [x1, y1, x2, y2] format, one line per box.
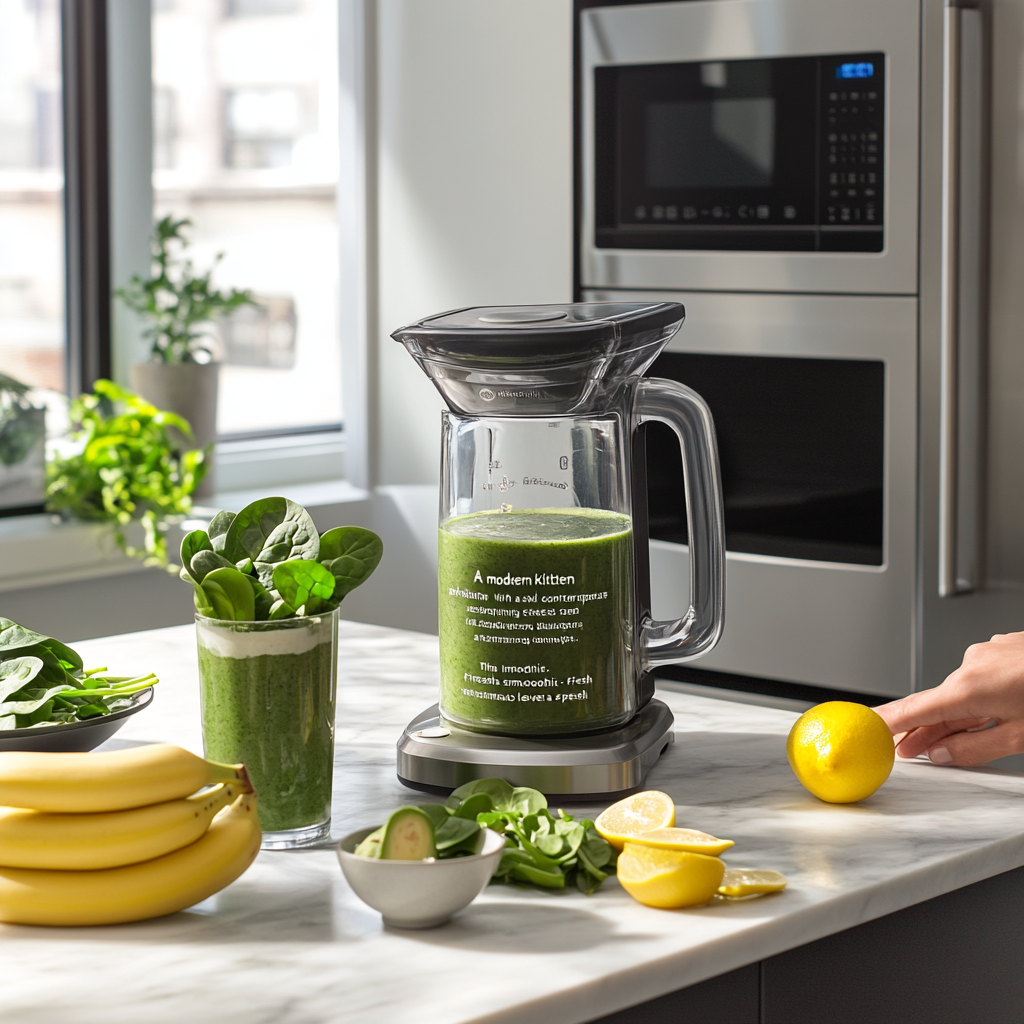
[130, 362, 219, 499]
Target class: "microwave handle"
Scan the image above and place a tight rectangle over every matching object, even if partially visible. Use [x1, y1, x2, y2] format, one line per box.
[939, 0, 988, 597]
[633, 377, 726, 665]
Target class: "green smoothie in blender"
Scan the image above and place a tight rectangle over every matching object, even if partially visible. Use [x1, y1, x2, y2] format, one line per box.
[437, 507, 635, 735]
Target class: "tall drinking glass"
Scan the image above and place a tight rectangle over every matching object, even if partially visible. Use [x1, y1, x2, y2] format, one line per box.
[196, 609, 338, 849]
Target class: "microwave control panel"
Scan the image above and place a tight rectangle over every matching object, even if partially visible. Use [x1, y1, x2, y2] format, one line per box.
[593, 53, 886, 252]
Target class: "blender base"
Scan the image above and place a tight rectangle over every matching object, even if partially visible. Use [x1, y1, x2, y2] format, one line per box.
[396, 699, 674, 800]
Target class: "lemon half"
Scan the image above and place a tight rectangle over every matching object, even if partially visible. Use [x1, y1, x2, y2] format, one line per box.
[787, 701, 894, 804]
[618, 843, 725, 909]
[595, 791, 675, 850]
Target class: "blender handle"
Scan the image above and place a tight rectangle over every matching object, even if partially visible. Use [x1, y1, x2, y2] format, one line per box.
[634, 377, 726, 666]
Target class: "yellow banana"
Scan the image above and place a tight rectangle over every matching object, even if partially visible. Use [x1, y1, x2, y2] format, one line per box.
[0, 782, 240, 870]
[0, 744, 250, 813]
[0, 791, 261, 926]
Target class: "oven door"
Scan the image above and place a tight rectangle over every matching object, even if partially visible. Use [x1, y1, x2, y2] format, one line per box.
[580, 0, 920, 295]
[586, 288, 917, 697]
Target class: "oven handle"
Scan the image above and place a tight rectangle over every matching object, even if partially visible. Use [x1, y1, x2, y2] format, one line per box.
[939, 0, 987, 597]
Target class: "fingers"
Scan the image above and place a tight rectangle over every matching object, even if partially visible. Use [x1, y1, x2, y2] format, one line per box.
[926, 721, 1024, 767]
[875, 686, 978, 734]
[894, 718, 991, 759]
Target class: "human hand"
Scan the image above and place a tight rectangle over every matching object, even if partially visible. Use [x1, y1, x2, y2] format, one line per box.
[874, 631, 1024, 766]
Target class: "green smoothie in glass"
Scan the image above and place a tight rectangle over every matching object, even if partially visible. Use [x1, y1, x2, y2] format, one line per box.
[196, 611, 338, 838]
[437, 508, 635, 735]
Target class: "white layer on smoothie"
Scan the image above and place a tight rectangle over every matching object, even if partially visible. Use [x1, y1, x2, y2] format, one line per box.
[197, 617, 333, 659]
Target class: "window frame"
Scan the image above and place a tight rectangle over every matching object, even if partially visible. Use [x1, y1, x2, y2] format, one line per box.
[65, 0, 363, 498]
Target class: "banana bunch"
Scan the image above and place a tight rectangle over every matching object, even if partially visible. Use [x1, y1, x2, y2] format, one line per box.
[0, 744, 261, 926]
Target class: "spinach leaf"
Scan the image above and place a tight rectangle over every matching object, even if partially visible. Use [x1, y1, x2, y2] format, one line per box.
[0, 684, 78, 717]
[272, 560, 335, 615]
[179, 529, 212, 582]
[0, 657, 45, 701]
[190, 549, 235, 583]
[180, 566, 216, 616]
[448, 777, 515, 811]
[435, 815, 481, 852]
[319, 527, 383, 600]
[208, 510, 235, 553]
[0, 618, 50, 655]
[247, 574, 275, 620]
[452, 792, 493, 820]
[0, 619, 82, 672]
[510, 786, 548, 815]
[223, 497, 319, 573]
[200, 567, 256, 621]
[416, 804, 451, 829]
[268, 598, 295, 620]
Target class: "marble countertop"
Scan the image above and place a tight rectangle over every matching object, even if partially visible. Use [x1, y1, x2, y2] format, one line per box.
[5, 621, 1024, 1024]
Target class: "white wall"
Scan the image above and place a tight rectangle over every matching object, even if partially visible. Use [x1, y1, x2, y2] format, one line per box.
[373, 0, 574, 487]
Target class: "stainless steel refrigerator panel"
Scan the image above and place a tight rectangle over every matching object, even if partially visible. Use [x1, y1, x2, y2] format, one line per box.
[580, 0, 920, 295]
[586, 288, 917, 695]
[915, 0, 1024, 689]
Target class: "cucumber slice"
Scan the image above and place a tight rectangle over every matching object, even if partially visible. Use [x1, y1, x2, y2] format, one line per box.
[379, 806, 437, 860]
[354, 825, 384, 858]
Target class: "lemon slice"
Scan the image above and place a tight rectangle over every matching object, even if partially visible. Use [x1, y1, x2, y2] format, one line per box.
[628, 827, 734, 856]
[594, 791, 675, 850]
[717, 869, 788, 898]
[618, 842, 725, 909]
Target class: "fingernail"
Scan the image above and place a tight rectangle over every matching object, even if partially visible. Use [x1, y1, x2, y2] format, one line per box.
[930, 746, 953, 765]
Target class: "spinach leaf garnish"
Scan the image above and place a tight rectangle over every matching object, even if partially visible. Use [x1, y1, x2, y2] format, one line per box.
[179, 496, 383, 622]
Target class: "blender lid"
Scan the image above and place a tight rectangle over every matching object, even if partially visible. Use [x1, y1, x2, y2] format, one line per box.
[391, 302, 684, 365]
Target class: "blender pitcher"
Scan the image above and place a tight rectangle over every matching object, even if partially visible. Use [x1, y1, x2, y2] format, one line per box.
[393, 302, 725, 737]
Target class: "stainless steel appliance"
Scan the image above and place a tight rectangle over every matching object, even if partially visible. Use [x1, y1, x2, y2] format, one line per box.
[577, 0, 1024, 698]
[392, 302, 726, 795]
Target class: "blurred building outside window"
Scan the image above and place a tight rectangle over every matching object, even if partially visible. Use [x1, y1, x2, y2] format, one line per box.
[0, 0, 65, 396]
[152, 0, 342, 438]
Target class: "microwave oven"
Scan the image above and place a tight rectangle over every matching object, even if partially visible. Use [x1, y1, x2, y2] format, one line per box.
[576, 0, 1024, 699]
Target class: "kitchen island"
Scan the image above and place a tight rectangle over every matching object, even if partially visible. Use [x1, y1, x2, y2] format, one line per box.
[3, 621, 1024, 1024]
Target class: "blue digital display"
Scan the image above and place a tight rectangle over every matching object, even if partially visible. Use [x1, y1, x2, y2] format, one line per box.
[837, 62, 874, 79]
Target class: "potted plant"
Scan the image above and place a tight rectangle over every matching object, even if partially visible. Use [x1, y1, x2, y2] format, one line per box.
[116, 215, 254, 497]
[45, 379, 207, 569]
[0, 372, 47, 514]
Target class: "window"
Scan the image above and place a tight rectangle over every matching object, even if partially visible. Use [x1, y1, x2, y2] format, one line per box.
[0, 0, 64, 393]
[151, 0, 342, 438]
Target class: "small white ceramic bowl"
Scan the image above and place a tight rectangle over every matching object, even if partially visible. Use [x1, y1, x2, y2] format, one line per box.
[337, 826, 505, 928]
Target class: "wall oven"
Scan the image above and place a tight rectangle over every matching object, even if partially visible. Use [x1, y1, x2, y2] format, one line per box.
[576, 0, 1024, 698]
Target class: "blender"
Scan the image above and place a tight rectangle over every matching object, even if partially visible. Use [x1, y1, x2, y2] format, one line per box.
[393, 302, 725, 797]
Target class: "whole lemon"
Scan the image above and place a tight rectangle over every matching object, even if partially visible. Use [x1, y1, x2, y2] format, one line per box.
[786, 701, 895, 803]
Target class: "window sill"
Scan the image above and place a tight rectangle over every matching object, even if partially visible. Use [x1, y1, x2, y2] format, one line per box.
[215, 430, 346, 493]
[0, 478, 369, 595]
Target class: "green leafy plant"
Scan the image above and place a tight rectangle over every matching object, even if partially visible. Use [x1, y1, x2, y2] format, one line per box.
[45, 380, 207, 569]
[180, 496, 383, 620]
[0, 372, 45, 468]
[448, 778, 617, 894]
[116, 215, 255, 364]
[0, 617, 158, 731]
